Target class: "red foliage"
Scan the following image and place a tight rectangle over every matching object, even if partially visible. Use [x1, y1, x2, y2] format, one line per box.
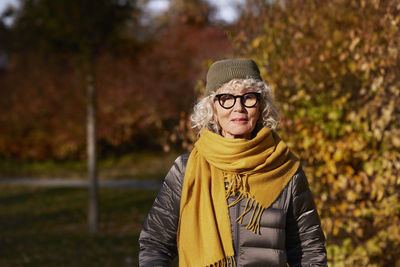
[0, 22, 232, 159]
[95, 22, 232, 152]
[0, 53, 85, 160]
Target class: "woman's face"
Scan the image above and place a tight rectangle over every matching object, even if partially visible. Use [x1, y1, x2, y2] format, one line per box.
[214, 86, 261, 139]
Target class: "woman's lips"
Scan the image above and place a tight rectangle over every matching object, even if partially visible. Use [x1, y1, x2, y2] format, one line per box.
[231, 118, 248, 124]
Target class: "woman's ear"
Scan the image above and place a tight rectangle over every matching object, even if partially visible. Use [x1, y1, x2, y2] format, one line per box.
[210, 101, 220, 134]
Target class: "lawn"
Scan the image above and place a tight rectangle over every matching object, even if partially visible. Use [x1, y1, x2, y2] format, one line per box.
[0, 151, 184, 266]
[0, 186, 158, 266]
[0, 151, 180, 180]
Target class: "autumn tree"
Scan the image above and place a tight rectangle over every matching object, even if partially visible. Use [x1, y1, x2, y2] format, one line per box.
[6, 0, 137, 232]
[232, 0, 400, 265]
[0, 0, 233, 164]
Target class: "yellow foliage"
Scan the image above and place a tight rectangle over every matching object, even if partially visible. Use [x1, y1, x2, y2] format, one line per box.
[233, 0, 400, 265]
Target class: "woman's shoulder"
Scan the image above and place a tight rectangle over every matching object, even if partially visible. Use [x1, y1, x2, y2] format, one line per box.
[174, 152, 190, 171]
[176, 152, 190, 164]
[164, 152, 191, 188]
[288, 165, 311, 197]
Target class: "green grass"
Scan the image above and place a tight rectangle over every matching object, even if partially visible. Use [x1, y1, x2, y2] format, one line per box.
[0, 186, 158, 266]
[0, 151, 181, 180]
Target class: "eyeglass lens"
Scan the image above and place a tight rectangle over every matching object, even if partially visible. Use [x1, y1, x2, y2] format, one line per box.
[217, 92, 259, 109]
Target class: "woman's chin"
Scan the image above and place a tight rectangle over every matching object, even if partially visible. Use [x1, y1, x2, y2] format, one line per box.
[223, 129, 253, 139]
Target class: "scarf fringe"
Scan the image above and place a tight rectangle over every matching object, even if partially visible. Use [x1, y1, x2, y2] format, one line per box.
[224, 172, 265, 235]
[224, 173, 249, 198]
[246, 202, 265, 234]
[208, 256, 236, 267]
[224, 173, 265, 234]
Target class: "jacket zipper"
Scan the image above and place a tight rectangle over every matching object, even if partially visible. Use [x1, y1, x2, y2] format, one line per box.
[235, 199, 240, 266]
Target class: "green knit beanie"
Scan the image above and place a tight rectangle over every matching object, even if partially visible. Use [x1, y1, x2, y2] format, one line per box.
[205, 58, 262, 95]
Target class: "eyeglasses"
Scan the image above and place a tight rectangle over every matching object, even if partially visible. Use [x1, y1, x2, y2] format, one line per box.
[215, 92, 261, 109]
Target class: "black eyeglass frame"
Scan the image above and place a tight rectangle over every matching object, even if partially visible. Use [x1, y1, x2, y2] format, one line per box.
[215, 92, 261, 109]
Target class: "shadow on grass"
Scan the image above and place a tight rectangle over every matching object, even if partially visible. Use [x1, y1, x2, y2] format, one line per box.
[1, 231, 140, 266]
[0, 186, 158, 266]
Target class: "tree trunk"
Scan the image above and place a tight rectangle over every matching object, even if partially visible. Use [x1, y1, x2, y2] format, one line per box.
[86, 60, 98, 233]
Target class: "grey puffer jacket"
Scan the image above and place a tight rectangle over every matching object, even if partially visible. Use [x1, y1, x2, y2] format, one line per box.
[139, 153, 327, 266]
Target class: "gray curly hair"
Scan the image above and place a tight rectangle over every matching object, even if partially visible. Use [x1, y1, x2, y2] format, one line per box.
[191, 78, 280, 135]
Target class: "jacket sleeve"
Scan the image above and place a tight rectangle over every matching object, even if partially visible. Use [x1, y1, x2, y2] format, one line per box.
[138, 153, 189, 267]
[285, 169, 328, 267]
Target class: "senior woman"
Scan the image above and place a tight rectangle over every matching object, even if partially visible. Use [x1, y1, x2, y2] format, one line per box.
[139, 58, 327, 266]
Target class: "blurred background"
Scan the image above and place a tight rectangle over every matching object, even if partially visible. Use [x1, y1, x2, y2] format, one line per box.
[0, 0, 399, 266]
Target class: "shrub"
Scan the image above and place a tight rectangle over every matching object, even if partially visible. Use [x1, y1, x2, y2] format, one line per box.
[232, 0, 400, 265]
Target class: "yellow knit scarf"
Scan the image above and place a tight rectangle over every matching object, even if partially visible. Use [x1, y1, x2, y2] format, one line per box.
[177, 127, 300, 267]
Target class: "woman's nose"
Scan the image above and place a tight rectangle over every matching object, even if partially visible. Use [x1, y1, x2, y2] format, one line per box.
[233, 98, 246, 111]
